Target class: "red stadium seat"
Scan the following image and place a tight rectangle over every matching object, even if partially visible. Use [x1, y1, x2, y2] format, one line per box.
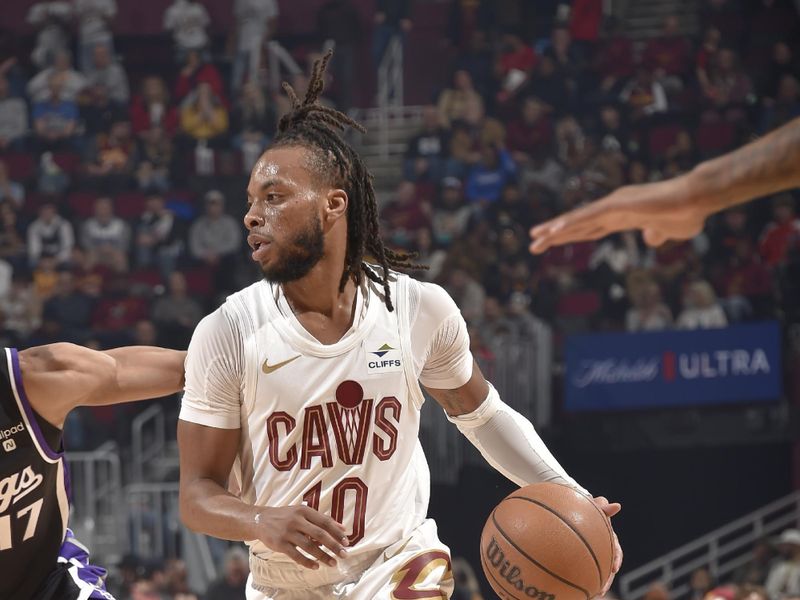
[184, 268, 213, 297]
[647, 124, 682, 159]
[52, 152, 81, 174]
[129, 268, 163, 289]
[114, 192, 148, 219]
[0, 152, 35, 181]
[556, 290, 601, 317]
[67, 191, 99, 218]
[695, 121, 737, 158]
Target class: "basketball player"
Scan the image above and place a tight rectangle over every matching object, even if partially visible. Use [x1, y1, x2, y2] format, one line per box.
[177, 51, 622, 600]
[529, 116, 800, 253]
[1, 343, 185, 599]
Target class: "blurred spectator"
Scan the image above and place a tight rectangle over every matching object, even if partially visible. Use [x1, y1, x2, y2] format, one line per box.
[691, 568, 716, 600]
[32, 255, 60, 301]
[569, 0, 603, 49]
[476, 296, 515, 340]
[736, 585, 770, 600]
[495, 30, 537, 103]
[231, 82, 275, 170]
[766, 529, 800, 600]
[701, 0, 745, 47]
[316, 0, 362, 112]
[205, 547, 249, 600]
[163, 0, 210, 60]
[372, 0, 413, 67]
[543, 26, 583, 94]
[593, 16, 635, 98]
[487, 182, 530, 229]
[130, 76, 179, 138]
[136, 126, 174, 193]
[702, 47, 754, 120]
[73, 0, 117, 72]
[432, 177, 471, 247]
[677, 280, 729, 329]
[506, 96, 553, 165]
[735, 539, 776, 586]
[0, 203, 28, 270]
[642, 16, 692, 91]
[85, 119, 137, 191]
[42, 270, 93, 342]
[27, 49, 87, 103]
[761, 75, 800, 133]
[232, 0, 279, 93]
[626, 276, 673, 332]
[619, 66, 668, 121]
[133, 319, 158, 346]
[759, 194, 800, 267]
[0, 276, 41, 339]
[153, 271, 204, 348]
[532, 54, 570, 113]
[412, 227, 446, 281]
[81, 196, 131, 267]
[0, 161, 25, 208]
[438, 69, 484, 128]
[0, 76, 28, 151]
[27, 202, 75, 267]
[32, 73, 80, 152]
[82, 84, 126, 136]
[180, 81, 229, 144]
[135, 194, 183, 278]
[451, 555, 484, 600]
[174, 49, 226, 104]
[758, 42, 800, 102]
[404, 105, 448, 182]
[163, 558, 198, 597]
[129, 578, 162, 600]
[83, 43, 129, 104]
[189, 189, 242, 290]
[91, 273, 148, 343]
[697, 26, 722, 93]
[644, 581, 672, 600]
[444, 267, 485, 322]
[465, 144, 517, 207]
[381, 181, 431, 247]
[27, 1, 73, 68]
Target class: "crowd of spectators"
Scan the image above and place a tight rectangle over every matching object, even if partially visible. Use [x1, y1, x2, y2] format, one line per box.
[0, 0, 799, 597]
[637, 528, 800, 600]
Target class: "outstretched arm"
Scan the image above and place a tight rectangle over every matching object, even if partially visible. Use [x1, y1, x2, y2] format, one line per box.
[19, 343, 186, 428]
[425, 362, 623, 594]
[529, 116, 800, 252]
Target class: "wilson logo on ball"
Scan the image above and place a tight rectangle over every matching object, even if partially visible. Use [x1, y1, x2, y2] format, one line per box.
[484, 537, 556, 600]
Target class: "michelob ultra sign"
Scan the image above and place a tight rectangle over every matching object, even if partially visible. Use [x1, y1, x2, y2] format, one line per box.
[565, 321, 782, 411]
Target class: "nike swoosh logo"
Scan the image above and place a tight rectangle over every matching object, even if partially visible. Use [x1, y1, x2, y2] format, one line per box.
[262, 355, 300, 374]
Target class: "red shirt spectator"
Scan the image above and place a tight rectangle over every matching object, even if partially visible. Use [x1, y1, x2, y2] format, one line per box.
[595, 20, 635, 81]
[642, 16, 692, 78]
[173, 50, 226, 106]
[759, 195, 800, 267]
[91, 276, 149, 332]
[130, 76, 178, 137]
[506, 97, 553, 160]
[569, 0, 603, 42]
[498, 33, 537, 76]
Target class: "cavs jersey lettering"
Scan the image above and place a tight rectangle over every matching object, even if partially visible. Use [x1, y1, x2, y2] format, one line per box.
[0, 348, 70, 600]
[181, 273, 474, 567]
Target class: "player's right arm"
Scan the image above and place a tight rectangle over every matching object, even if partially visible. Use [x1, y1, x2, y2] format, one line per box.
[529, 116, 800, 252]
[177, 310, 348, 569]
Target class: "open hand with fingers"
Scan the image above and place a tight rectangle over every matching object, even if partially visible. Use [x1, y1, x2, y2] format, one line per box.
[254, 505, 349, 569]
[529, 178, 707, 254]
[592, 496, 623, 598]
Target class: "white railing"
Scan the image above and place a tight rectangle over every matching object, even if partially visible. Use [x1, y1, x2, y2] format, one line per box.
[620, 491, 800, 600]
[67, 441, 125, 560]
[126, 482, 218, 590]
[132, 403, 165, 482]
[375, 35, 404, 158]
[266, 40, 303, 94]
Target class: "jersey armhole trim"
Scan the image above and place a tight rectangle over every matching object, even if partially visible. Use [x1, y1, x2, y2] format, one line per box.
[8, 348, 63, 463]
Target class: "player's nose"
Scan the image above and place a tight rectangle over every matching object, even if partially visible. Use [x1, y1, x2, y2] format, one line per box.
[244, 210, 266, 230]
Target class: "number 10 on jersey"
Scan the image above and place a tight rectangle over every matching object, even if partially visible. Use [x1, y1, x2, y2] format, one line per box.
[303, 477, 367, 546]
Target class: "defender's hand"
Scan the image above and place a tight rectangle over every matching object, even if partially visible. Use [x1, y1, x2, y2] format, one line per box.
[529, 178, 706, 254]
[254, 505, 348, 569]
[591, 496, 623, 598]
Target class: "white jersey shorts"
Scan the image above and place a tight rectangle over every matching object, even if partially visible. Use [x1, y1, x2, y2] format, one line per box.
[245, 519, 454, 600]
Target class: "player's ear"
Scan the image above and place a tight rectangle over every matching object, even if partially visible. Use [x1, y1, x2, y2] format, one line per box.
[325, 188, 348, 223]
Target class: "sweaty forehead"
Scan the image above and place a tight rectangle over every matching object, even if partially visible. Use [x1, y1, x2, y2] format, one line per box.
[250, 145, 334, 191]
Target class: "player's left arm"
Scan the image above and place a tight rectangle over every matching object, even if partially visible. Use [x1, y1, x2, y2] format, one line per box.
[19, 343, 186, 428]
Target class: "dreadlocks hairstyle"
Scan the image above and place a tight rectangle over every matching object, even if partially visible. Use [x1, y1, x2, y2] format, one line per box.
[272, 49, 426, 311]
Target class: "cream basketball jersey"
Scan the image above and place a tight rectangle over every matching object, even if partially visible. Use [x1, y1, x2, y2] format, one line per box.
[180, 272, 474, 562]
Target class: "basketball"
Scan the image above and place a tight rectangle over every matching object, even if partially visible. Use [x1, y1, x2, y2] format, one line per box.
[480, 482, 614, 600]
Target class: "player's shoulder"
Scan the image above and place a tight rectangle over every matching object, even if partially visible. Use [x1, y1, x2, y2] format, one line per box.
[401, 275, 461, 328]
[191, 281, 265, 346]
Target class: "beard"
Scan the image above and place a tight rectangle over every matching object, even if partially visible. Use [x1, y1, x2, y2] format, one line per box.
[261, 212, 325, 283]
